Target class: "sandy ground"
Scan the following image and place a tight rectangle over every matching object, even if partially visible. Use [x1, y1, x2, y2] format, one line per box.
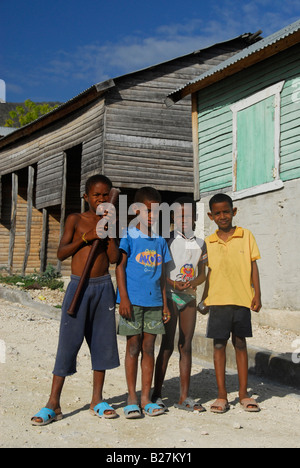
[0, 296, 300, 449]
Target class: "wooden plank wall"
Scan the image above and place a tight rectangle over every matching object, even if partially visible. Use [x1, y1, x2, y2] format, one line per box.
[23, 199, 43, 274]
[80, 133, 104, 195]
[0, 99, 105, 177]
[1, 169, 43, 274]
[35, 153, 64, 210]
[47, 206, 68, 275]
[104, 42, 248, 192]
[280, 49, 300, 181]
[0, 174, 11, 270]
[0, 99, 105, 275]
[196, 43, 300, 194]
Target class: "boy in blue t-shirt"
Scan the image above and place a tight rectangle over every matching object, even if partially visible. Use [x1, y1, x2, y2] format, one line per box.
[116, 187, 171, 418]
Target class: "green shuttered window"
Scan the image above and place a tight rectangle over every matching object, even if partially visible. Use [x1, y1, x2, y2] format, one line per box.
[231, 81, 284, 198]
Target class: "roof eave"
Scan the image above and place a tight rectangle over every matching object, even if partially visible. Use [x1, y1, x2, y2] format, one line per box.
[166, 27, 300, 106]
[0, 79, 115, 149]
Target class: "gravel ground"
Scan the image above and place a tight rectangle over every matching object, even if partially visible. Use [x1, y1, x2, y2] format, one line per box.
[0, 290, 300, 449]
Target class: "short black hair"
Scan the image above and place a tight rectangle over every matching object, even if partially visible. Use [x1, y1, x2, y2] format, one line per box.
[174, 196, 197, 218]
[85, 174, 112, 194]
[209, 193, 233, 211]
[134, 186, 161, 204]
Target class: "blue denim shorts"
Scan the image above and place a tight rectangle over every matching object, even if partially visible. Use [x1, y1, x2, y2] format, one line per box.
[53, 275, 120, 377]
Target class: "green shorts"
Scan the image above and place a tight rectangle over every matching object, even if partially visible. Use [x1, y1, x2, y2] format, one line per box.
[118, 305, 165, 336]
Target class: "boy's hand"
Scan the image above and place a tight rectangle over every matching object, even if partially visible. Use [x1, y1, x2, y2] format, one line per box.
[251, 295, 262, 313]
[174, 281, 190, 291]
[119, 298, 133, 319]
[186, 279, 197, 291]
[96, 203, 117, 239]
[162, 307, 171, 324]
[85, 226, 100, 243]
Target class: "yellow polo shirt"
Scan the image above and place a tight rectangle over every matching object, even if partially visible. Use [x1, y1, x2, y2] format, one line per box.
[205, 227, 260, 308]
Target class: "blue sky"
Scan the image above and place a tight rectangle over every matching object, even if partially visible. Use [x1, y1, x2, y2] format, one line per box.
[1, 0, 300, 103]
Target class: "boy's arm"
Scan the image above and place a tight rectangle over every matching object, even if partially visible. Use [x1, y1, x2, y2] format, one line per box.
[166, 276, 189, 291]
[161, 263, 171, 323]
[106, 238, 120, 264]
[188, 260, 207, 289]
[116, 251, 132, 319]
[187, 243, 208, 290]
[251, 260, 262, 312]
[57, 214, 90, 261]
[201, 268, 210, 303]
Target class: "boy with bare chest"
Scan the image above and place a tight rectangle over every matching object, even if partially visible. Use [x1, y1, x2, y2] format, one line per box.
[31, 175, 120, 425]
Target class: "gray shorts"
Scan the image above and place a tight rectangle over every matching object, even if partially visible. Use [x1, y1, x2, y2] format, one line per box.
[206, 305, 253, 341]
[53, 275, 120, 377]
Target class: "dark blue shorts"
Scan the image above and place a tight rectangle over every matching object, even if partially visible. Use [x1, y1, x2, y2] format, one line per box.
[53, 275, 120, 377]
[206, 305, 253, 341]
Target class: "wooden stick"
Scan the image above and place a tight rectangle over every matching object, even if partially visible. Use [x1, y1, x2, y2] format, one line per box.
[67, 187, 120, 316]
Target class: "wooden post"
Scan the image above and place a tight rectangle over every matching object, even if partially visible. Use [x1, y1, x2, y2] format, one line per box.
[40, 208, 47, 273]
[0, 175, 2, 220]
[8, 173, 18, 274]
[57, 152, 67, 273]
[22, 166, 34, 275]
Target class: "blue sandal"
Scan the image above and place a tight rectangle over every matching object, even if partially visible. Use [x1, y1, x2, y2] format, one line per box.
[31, 407, 63, 426]
[90, 402, 117, 419]
[143, 403, 165, 417]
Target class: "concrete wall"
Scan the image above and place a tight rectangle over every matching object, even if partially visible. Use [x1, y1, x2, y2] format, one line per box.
[199, 179, 300, 312]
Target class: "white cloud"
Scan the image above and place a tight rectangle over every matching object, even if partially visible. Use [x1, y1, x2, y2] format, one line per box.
[42, 19, 236, 86]
[213, 0, 300, 37]
[23, 2, 300, 93]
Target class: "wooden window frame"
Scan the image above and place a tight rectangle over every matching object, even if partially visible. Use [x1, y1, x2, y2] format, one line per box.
[230, 81, 285, 200]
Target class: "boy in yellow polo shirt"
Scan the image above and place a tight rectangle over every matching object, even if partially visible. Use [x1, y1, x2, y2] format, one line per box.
[203, 193, 261, 413]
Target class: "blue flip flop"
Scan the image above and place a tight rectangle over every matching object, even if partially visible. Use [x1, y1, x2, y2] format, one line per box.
[143, 403, 165, 417]
[90, 402, 117, 419]
[31, 407, 63, 426]
[123, 404, 142, 419]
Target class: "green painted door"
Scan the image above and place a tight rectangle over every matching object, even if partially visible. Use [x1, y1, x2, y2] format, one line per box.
[236, 96, 275, 191]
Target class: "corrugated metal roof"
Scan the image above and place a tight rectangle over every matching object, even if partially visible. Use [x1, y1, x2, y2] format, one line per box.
[166, 19, 300, 106]
[0, 33, 255, 148]
[0, 80, 116, 148]
[0, 126, 17, 137]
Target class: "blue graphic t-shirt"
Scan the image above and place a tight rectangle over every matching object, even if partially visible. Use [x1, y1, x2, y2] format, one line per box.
[116, 227, 172, 307]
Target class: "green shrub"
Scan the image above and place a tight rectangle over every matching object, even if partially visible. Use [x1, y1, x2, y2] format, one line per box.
[0, 265, 64, 291]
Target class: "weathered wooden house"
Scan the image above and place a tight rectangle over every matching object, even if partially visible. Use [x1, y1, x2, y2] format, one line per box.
[167, 20, 300, 314]
[0, 34, 259, 277]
